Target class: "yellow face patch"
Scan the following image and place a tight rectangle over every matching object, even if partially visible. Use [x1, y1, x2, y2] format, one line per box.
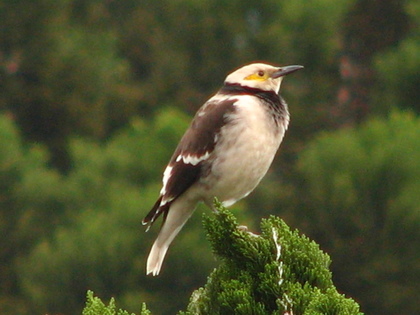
[244, 71, 270, 81]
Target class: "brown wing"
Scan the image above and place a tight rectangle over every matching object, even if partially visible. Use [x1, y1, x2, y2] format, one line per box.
[142, 97, 237, 227]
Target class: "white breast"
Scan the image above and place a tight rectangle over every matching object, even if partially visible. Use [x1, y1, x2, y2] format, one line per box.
[200, 95, 288, 206]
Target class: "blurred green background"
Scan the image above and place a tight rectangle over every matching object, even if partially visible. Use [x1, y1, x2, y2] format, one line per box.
[0, 0, 418, 314]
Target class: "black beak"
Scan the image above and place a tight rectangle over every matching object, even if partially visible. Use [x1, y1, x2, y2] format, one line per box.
[272, 65, 304, 78]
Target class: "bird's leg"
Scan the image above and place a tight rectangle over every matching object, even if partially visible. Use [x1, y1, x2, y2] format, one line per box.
[238, 225, 248, 231]
[238, 225, 260, 237]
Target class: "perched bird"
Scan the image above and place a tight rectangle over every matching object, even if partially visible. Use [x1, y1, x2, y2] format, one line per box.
[143, 62, 303, 276]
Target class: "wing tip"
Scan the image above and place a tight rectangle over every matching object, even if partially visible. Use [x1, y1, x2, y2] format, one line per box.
[143, 196, 171, 231]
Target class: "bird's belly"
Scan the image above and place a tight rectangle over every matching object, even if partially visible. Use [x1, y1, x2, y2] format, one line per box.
[201, 115, 284, 206]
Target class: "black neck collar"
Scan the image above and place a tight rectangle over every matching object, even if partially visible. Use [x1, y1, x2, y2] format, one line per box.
[220, 83, 281, 106]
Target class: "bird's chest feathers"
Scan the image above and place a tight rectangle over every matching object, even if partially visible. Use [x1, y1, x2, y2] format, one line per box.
[204, 96, 286, 195]
[221, 96, 286, 157]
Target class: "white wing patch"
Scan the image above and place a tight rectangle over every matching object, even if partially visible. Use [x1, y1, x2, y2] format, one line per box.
[160, 165, 173, 196]
[176, 152, 210, 166]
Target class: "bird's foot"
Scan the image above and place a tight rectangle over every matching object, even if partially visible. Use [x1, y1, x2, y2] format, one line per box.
[238, 225, 259, 237]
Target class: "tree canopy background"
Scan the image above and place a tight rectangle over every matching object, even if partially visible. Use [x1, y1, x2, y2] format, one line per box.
[0, 0, 418, 314]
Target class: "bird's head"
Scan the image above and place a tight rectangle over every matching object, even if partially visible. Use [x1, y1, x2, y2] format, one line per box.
[224, 63, 303, 93]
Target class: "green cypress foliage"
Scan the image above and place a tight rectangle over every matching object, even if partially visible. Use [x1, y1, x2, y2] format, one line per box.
[182, 204, 362, 315]
[83, 291, 150, 315]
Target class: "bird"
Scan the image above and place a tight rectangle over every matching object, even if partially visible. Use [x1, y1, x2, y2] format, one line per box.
[142, 62, 303, 276]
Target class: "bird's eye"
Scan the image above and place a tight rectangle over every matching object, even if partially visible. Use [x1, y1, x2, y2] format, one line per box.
[258, 70, 265, 77]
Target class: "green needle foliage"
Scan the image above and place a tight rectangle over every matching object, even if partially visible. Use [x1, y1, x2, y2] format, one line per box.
[83, 205, 362, 315]
[83, 291, 150, 315]
[182, 204, 362, 315]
